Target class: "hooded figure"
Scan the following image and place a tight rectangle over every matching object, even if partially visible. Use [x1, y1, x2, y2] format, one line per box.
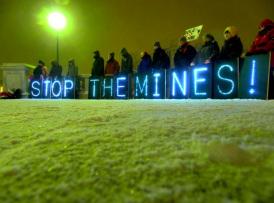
[196, 34, 220, 64]
[92, 51, 104, 77]
[219, 26, 243, 60]
[248, 19, 274, 55]
[67, 59, 78, 77]
[49, 60, 62, 78]
[120, 48, 133, 74]
[152, 42, 170, 69]
[174, 37, 197, 68]
[105, 53, 120, 75]
[138, 52, 152, 74]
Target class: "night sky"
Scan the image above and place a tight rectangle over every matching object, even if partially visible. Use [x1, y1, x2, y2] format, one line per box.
[0, 0, 273, 73]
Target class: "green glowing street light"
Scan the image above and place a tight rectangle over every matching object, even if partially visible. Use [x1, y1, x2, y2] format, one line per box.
[48, 12, 67, 65]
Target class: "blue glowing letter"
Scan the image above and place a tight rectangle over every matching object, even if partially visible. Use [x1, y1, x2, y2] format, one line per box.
[172, 71, 187, 96]
[194, 67, 207, 96]
[64, 80, 74, 98]
[116, 77, 126, 98]
[135, 75, 148, 97]
[43, 79, 51, 97]
[217, 65, 235, 95]
[51, 80, 62, 98]
[153, 73, 161, 97]
[31, 81, 41, 97]
[103, 78, 113, 97]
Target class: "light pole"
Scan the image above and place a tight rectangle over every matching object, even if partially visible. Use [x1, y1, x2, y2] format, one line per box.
[47, 12, 67, 66]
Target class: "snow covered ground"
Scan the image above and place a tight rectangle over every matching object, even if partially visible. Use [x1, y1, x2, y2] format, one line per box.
[0, 100, 274, 203]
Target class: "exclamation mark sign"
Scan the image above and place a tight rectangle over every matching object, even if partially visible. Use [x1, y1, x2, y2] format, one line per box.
[249, 60, 256, 95]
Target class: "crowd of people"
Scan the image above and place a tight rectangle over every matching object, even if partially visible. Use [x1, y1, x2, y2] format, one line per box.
[33, 19, 273, 79]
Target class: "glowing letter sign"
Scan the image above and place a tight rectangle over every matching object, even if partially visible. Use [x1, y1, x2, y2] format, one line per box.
[214, 60, 238, 99]
[30, 77, 75, 99]
[115, 74, 130, 99]
[240, 53, 271, 99]
[170, 69, 188, 99]
[102, 76, 113, 99]
[134, 74, 149, 99]
[89, 77, 101, 99]
[190, 66, 212, 99]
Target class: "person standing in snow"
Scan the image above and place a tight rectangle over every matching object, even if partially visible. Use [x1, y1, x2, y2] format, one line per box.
[91, 51, 105, 77]
[152, 42, 170, 70]
[219, 26, 243, 60]
[120, 48, 133, 74]
[195, 34, 220, 65]
[138, 52, 152, 74]
[105, 52, 120, 75]
[174, 37, 197, 69]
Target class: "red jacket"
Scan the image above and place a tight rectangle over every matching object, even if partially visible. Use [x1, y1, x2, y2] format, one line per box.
[105, 59, 120, 75]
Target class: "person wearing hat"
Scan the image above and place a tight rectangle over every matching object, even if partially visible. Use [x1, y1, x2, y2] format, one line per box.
[195, 34, 220, 65]
[247, 19, 274, 99]
[91, 51, 105, 77]
[137, 51, 152, 74]
[174, 37, 197, 69]
[105, 52, 120, 75]
[152, 42, 170, 69]
[219, 26, 243, 60]
[248, 19, 274, 55]
[120, 48, 133, 74]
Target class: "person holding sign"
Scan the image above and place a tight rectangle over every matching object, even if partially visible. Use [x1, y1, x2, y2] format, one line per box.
[195, 34, 220, 65]
[174, 37, 197, 69]
[219, 26, 243, 60]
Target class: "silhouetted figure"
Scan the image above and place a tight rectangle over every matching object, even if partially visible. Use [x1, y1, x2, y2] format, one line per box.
[120, 48, 133, 74]
[33, 60, 48, 79]
[174, 37, 197, 69]
[138, 52, 152, 73]
[49, 60, 62, 78]
[105, 52, 120, 75]
[67, 59, 78, 77]
[152, 42, 170, 69]
[92, 51, 104, 77]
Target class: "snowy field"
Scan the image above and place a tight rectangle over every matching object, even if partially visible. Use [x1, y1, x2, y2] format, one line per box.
[0, 100, 274, 203]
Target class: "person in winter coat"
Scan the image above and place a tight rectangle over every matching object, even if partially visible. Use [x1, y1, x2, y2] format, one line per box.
[92, 51, 104, 77]
[67, 59, 79, 98]
[67, 59, 78, 77]
[138, 52, 152, 74]
[49, 60, 62, 78]
[248, 18, 274, 55]
[105, 52, 120, 75]
[152, 42, 170, 69]
[219, 26, 243, 60]
[174, 37, 197, 69]
[247, 19, 274, 99]
[33, 60, 48, 79]
[120, 48, 133, 74]
[196, 34, 220, 65]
